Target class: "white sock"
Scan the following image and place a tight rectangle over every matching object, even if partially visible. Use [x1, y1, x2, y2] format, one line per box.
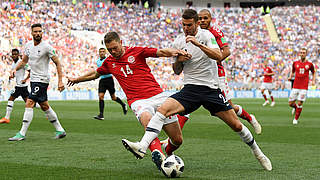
[140, 112, 166, 152]
[19, 108, 34, 136]
[5, 101, 14, 119]
[45, 107, 64, 132]
[237, 124, 260, 152]
[235, 105, 242, 116]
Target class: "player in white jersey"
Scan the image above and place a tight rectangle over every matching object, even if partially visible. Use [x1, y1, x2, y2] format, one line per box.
[0, 49, 31, 124]
[122, 9, 272, 173]
[8, 23, 66, 141]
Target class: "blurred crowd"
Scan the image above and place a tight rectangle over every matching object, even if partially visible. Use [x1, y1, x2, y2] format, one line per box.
[0, 1, 319, 92]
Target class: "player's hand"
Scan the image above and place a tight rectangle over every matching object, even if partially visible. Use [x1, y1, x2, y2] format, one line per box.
[177, 54, 192, 62]
[67, 77, 78, 86]
[58, 81, 65, 92]
[186, 36, 200, 46]
[21, 79, 27, 84]
[9, 70, 16, 79]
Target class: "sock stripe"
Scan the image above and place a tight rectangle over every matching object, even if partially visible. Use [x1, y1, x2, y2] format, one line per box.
[7, 105, 13, 107]
[22, 120, 28, 123]
[146, 127, 160, 134]
[247, 138, 255, 146]
[50, 120, 57, 123]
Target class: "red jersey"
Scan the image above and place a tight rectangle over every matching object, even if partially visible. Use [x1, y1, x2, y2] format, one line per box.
[292, 60, 315, 90]
[209, 25, 228, 77]
[263, 66, 273, 83]
[96, 46, 163, 106]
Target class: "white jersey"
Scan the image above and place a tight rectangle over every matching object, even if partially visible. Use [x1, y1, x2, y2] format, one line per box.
[12, 60, 30, 87]
[24, 41, 56, 84]
[173, 28, 220, 89]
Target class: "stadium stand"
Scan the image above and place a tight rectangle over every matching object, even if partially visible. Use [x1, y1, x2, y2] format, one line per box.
[0, 1, 319, 93]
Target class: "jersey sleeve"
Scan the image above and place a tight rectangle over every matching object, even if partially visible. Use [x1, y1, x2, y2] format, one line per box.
[24, 43, 30, 57]
[47, 44, 57, 58]
[141, 47, 158, 58]
[96, 61, 110, 75]
[24, 64, 31, 71]
[205, 31, 220, 49]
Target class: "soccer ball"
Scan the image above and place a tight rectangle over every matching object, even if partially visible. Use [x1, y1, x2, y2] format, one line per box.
[161, 155, 184, 178]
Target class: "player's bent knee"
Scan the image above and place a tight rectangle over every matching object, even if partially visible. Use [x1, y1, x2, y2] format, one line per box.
[171, 135, 183, 146]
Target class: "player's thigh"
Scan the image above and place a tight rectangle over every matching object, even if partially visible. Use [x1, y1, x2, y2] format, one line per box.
[29, 82, 49, 103]
[139, 111, 153, 129]
[289, 88, 299, 101]
[215, 109, 242, 132]
[297, 89, 307, 102]
[158, 97, 185, 117]
[163, 121, 183, 145]
[25, 98, 36, 108]
[131, 98, 155, 124]
[39, 101, 50, 111]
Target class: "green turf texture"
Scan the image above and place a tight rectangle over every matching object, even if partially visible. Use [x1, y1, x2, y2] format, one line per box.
[0, 98, 319, 179]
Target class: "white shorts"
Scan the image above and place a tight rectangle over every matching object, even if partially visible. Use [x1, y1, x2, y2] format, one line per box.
[289, 88, 307, 102]
[130, 92, 178, 125]
[219, 76, 232, 101]
[260, 82, 274, 91]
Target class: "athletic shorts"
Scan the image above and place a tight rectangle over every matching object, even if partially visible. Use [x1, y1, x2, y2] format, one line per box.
[11, 86, 29, 99]
[130, 92, 178, 125]
[289, 88, 307, 102]
[170, 84, 232, 116]
[260, 82, 274, 90]
[29, 82, 49, 103]
[219, 76, 232, 101]
[98, 77, 115, 95]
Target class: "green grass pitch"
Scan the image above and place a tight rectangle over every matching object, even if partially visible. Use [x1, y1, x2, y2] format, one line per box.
[0, 98, 319, 180]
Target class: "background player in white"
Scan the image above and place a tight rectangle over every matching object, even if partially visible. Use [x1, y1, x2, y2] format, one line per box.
[260, 60, 275, 107]
[122, 9, 272, 172]
[0, 49, 30, 124]
[9, 23, 66, 141]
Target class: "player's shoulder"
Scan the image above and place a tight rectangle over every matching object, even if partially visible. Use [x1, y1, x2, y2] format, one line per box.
[25, 41, 33, 47]
[175, 33, 185, 41]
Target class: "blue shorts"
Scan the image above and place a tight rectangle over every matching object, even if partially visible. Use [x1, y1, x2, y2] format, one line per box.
[170, 84, 232, 115]
[29, 82, 49, 103]
[11, 86, 29, 99]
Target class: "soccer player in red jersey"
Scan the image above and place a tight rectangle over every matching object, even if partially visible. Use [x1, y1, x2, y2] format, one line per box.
[67, 31, 191, 169]
[288, 48, 316, 124]
[260, 60, 275, 107]
[198, 9, 261, 134]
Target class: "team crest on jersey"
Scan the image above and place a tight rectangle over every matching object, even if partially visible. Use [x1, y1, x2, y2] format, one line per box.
[128, 56, 135, 63]
[112, 63, 116, 68]
[305, 65, 309, 70]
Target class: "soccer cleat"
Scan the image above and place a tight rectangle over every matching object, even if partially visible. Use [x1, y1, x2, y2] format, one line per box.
[252, 149, 272, 171]
[293, 119, 298, 125]
[151, 149, 166, 171]
[121, 139, 146, 159]
[291, 108, 296, 115]
[93, 114, 104, 120]
[250, 115, 262, 135]
[270, 101, 275, 107]
[55, 131, 66, 139]
[8, 132, 25, 141]
[0, 117, 10, 124]
[122, 104, 128, 115]
[262, 100, 269, 106]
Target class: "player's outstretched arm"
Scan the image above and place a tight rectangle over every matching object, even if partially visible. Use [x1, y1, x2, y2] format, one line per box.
[51, 56, 65, 92]
[220, 46, 231, 61]
[10, 55, 29, 79]
[156, 48, 191, 58]
[67, 70, 100, 86]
